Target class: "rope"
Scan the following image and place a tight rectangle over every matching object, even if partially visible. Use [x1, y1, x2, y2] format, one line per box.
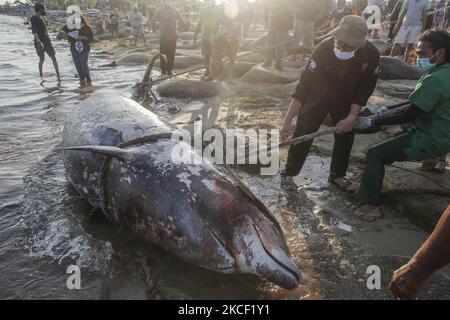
[387, 163, 450, 191]
[246, 128, 337, 159]
[384, 188, 450, 197]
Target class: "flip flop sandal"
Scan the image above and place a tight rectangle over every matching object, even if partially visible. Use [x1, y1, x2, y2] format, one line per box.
[433, 160, 447, 174]
[329, 177, 352, 191]
[359, 211, 383, 222]
[354, 210, 367, 218]
[354, 206, 373, 217]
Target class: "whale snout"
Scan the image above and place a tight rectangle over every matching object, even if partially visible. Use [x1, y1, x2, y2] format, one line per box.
[234, 220, 302, 290]
[249, 249, 302, 290]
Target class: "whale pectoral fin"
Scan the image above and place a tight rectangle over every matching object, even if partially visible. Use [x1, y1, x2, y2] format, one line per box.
[64, 146, 133, 161]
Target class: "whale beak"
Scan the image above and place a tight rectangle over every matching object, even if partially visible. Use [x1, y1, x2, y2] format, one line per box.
[235, 219, 302, 290]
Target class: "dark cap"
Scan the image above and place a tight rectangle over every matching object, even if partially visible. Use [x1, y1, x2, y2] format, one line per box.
[331, 15, 368, 49]
[34, 2, 45, 12]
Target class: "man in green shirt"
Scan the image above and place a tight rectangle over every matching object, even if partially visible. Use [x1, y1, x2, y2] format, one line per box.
[354, 30, 450, 222]
[194, 0, 219, 79]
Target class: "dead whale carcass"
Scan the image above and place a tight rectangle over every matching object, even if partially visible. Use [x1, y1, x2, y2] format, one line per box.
[62, 93, 301, 289]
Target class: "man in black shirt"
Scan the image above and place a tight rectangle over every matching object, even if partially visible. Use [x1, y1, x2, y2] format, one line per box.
[30, 3, 60, 82]
[280, 15, 380, 190]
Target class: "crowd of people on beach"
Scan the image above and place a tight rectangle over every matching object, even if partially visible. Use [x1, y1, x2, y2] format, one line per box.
[27, 0, 450, 300]
[29, 0, 450, 84]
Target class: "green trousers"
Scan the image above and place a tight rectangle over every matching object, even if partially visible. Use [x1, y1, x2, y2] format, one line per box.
[359, 132, 445, 206]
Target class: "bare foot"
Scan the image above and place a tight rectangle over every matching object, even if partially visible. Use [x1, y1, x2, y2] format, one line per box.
[356, 205, 382, 222]
[390, 263, 430, 300]
[329, 176, 351, 191]
[419, 159, 438, 172]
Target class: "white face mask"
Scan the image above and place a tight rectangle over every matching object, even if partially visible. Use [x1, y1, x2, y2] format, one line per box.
[333, 47, 355, 61]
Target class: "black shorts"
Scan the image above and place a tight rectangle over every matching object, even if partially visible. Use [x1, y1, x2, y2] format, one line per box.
[34, 38, 55, 58]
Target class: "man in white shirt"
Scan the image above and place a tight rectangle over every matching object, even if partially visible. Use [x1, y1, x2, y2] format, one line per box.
[129, 6, 147, 47]
[390, 0, 431, 61]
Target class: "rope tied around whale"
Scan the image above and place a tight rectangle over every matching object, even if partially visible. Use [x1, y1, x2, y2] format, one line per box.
[99, 132, 173, 224]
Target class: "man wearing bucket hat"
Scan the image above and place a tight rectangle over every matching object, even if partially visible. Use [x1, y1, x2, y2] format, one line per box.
[280, 15, 380, 191]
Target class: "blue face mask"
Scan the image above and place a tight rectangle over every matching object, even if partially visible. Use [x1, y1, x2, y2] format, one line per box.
[416, 58, 435, 71]
[416, 50, 441, 71]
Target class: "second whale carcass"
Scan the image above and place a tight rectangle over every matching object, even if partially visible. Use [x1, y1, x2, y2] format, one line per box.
[63, 93, 301, 289]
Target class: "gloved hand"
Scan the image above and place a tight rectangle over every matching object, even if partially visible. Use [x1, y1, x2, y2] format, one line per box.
[354, 117, 375, 130]
[376, 106, 390, 116]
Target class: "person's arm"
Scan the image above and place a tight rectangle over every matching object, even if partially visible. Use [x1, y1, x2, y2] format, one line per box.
[30, 17, 41, 43]
[33, 32, 41, 44]
[291, 44, 324, 106]
[390, 206, 450, 300]
[281, 43, 324, 139]
[408, 206, 450, 283]
[354, 103, 423, 130]
[62, 25, 69, 34]
[78, 26, 93, 42]
[336, 104, 363, 134]
[374, 103, 423, 125]
[281, 99, 302, 140]
[353, 48, 380, 110]
[339, 47, 380, 133]
[356, 75, 443, 129]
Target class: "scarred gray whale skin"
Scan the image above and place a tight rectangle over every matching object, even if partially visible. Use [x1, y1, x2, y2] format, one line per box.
[63, 93, 301, 289]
